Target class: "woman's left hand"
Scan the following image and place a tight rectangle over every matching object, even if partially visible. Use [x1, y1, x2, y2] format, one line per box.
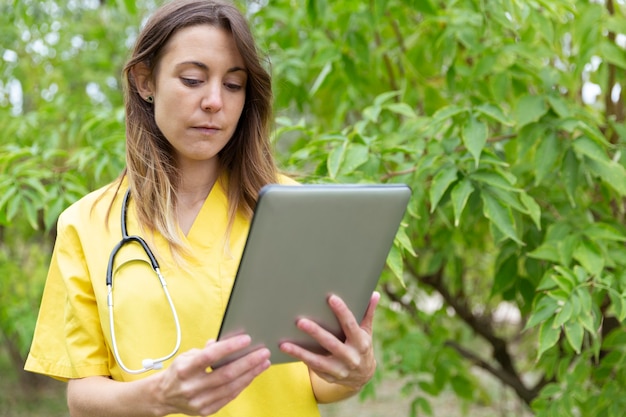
[279, 291, 380, 392]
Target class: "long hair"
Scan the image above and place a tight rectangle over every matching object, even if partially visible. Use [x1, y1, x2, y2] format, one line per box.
[120, 0, 277, 253]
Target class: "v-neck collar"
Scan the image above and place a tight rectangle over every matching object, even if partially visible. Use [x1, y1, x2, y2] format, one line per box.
[183, 174, 230, 249]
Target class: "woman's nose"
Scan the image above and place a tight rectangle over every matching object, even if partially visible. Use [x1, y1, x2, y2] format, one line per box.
[201, 83, 223, 113]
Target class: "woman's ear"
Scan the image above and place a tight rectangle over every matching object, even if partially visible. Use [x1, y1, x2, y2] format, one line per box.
[131, 62, 155, 101]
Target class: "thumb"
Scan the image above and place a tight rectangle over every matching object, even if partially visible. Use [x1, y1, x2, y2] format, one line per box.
[360, 291, 381, 334]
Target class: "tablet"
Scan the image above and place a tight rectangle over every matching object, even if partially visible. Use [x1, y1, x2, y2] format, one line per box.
[214, 183, 411, 368]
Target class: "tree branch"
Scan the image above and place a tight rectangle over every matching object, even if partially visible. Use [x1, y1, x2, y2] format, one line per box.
[604, 0, 625, 144]
[387, 264, 542, 405]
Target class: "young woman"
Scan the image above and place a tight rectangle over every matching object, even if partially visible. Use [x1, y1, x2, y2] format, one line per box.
[24, 1, 379, 416]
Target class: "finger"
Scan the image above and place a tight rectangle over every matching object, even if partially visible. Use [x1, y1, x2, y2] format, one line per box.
[327, 295, 362, 339]
[296, 317, 350, 358]
[210, 347, 271, 385]
[189, 334, 252, 372]
[279, 340, 344, 376]
[359, 291, 381, 335]
[194, 355, 271, 416]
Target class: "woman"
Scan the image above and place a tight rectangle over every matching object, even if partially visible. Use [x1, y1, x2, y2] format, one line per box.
[24, 1, 379, 416]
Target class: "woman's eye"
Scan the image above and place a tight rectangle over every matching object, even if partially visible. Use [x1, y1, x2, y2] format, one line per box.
[181, 77, 202, 87]
[225, 83, 243, 91]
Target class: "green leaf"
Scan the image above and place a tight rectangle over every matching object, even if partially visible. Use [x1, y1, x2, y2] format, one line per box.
[306, 0, 318, 23]
[529, 243, 560, 263]
[340, 143, 369, 174]
[431, 105, 467, 123]
[583, 223, 626, 242]
[412, 396, 433, 416]
[552, 266, 577, 293]
[576, 287, 593, 318]
[534, 132, 559, 185]
[572, 136, 611, 163]
[547, 95, 571, 118]
[309, 62, 332, 96]
[414, 0, 436, 14]
[24, 199, 39, 230]
[0, 185, 18, 212]
[429, 166, 458, 212]
[602, 328, 626, 350]
[553, 302, 573, 328]
[475, 103, 513, 126]
[513, 95, 548, 128]
[608, 289, 626, 322]
[470, 170, 518, 191]
[536, 272, 558, 291]
[525, 296, 559, 331]
[386, 103, 417, 119]
[520, 191, 541, 230]
[450, 178, 474, 226]
[450, 375, 473, 400]
[363, 104, 382, 123]
[386, 244, 405, 286]
[6, 192, 21, 221]
[599, 39, 626, 69]
[556, 234, 577, 267]
[564, 322, 583, 354]
[586, 159, 626, 196]
[538, 317, 561, 359]
[462, 117, 488, 168]
[573, 239, 604, 277]
[561, 149, 579, 207]
[395, 226, 417, 257]
[374, 91, 402, 107]
[481, 192, 523, 244]
[327, 141, 347, 179]
[491, 254, 517, 296]
[578, 309, 596, 334]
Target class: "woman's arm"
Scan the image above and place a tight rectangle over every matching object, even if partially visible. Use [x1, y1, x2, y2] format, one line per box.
[307, 369, 362, 403]
[68, 336, 271, 417]
[280, 292, 380, 404]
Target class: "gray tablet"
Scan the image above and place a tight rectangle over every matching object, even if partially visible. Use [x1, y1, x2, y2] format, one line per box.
[214, 183, 411, 368]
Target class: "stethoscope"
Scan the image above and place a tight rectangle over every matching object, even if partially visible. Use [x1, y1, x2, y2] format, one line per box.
[106, 188, 182, 374]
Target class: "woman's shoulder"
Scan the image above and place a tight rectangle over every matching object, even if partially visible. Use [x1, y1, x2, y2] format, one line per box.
[57, 180, 124, 230]
[277, 173, 301, 185]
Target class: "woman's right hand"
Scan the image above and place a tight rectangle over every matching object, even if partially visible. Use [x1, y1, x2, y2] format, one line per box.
[156, 335, 271, 416]
[67, 335, 270, 417]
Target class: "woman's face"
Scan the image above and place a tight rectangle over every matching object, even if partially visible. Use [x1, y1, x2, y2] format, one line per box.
[149, 24, 247, 170]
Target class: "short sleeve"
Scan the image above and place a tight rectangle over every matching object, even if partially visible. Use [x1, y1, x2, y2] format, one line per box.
[24, 212, 110, 381]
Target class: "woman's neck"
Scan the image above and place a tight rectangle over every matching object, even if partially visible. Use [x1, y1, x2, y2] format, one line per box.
[176, 158, 221, 235]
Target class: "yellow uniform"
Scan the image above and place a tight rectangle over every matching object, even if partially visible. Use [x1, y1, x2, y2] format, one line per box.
[25, 175, 320, 417]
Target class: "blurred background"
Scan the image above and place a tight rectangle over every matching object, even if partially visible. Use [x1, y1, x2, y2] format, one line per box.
[1, 0, 626, 416]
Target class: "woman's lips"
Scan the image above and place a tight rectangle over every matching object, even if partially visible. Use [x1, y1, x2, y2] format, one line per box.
[192, 126, 220, 135]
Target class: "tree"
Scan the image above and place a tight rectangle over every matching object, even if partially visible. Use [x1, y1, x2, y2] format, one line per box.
[1, 0, 626, 416]
[0, 0, 139, 387]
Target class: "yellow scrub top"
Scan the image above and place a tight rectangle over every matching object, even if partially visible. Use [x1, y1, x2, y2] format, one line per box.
[25, 175, 320, 417]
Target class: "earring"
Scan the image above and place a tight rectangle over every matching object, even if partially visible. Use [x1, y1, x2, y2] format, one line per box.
[146, 96, 154, 103]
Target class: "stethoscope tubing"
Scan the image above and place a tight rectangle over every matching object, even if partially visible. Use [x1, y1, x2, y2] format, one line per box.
[106, 188, 182, 374]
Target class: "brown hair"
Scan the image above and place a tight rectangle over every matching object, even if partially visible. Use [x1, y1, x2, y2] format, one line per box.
[119, 0, 277, 252]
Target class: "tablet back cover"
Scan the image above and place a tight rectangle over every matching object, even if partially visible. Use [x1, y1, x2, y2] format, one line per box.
[215, 184, 411, 367]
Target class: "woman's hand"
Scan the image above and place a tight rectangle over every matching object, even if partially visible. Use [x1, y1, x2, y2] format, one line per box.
[279, 292, 380, 401]
[68, 335, 270, 417]
[156, 335, 271, 416]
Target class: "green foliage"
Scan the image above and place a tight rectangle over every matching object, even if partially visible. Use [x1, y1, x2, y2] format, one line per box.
[0, 0, 136, 371]
[2, 0, 626, 415]
[254, 0, 626, 415]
